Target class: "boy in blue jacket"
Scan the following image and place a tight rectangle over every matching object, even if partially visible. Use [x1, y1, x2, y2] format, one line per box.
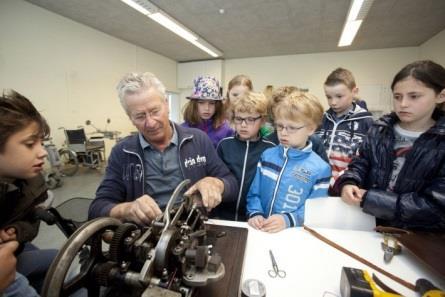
[216, 92, 275, 221]
[247, 91, 331, 232]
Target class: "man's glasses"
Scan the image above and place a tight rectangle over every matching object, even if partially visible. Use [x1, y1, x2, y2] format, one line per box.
[233, 115, 262, 125]
[275, 123, 306, 134]
[131, 109, 161, 123]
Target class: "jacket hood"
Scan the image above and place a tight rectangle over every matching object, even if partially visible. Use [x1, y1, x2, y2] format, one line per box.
[327, 102, 373, 121]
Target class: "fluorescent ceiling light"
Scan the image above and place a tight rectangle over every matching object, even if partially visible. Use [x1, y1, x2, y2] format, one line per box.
[148, 12, 197, 43]
[338, 0, 374, 47]
[347, 0, 364, 22]
[338, 20, 362, 47]
[121, 0, 222, 58]
[121, 0, 150, 15]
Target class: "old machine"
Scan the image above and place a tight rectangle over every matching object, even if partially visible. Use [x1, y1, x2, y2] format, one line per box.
[41, 180, 226, 297]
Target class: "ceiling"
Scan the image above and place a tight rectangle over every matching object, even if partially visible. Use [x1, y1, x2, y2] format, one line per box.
[25, 0, 445, 62]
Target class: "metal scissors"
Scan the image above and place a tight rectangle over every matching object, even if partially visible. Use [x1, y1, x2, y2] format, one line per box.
[268, 250, 286, 278]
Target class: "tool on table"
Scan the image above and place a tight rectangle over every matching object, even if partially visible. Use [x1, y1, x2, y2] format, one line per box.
[340, 267, 400, 297]
[416, 279, 445, 297]
[381, 233, 402, 263]
[340, 267, 445, 297]
[267, 249, 286, 278]
[303, 225, 416, 291]
[241, 279, 267, 297]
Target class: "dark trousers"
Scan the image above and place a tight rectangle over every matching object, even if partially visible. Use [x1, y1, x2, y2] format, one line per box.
[16, 243, 58, 293]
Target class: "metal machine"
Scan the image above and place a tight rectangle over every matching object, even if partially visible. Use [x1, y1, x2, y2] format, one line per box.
[41, 180, 225, 297]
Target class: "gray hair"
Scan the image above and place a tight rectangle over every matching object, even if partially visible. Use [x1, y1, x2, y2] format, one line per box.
[116, 72, 167, 113]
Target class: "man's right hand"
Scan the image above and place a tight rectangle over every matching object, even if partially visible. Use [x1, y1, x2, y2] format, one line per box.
[110, 194, 162, 225]
[0, 241, 19, 292]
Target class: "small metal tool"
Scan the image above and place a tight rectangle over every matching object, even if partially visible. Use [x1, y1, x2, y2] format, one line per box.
[381, 234, 401, 263]
[267, 250, 286, 278]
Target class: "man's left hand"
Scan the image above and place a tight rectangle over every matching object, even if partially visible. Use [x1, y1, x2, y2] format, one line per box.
[185, 177, 224, 209]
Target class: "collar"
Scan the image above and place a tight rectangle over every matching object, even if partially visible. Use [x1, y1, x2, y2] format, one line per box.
[279, 141, 313, 159]
[235, 132, 261, 143]
[138, 122, 178, 150]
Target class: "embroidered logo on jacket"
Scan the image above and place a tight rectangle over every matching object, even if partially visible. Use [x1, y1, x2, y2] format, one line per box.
[184, 155, 207, 168]
[292, 167, 311, 183]
[123, 163, 143, 182]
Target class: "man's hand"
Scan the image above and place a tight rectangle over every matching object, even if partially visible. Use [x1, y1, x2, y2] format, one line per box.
[0, 241, 19, 292]
[248, 215, 265, 230]
[110, 194, 162, 225]
[185, 177, 224, 210]
[341, 185, 366, 206]
[261, 215, 286, 233]
[0, 228, 16, 244]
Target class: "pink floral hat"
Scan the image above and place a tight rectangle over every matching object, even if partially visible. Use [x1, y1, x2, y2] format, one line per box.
[186, 76, 223, 100]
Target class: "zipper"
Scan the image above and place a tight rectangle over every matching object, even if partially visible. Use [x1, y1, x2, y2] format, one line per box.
[177, 135, 194, 181]
[123, 148, 145, 194]
[235, 140, 250, 221]
[268, 146, 289, 217]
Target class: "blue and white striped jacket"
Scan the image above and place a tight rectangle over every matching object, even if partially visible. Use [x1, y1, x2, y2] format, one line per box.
[246, 143, 331, 227]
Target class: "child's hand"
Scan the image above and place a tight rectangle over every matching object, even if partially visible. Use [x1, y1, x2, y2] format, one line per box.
[0, 240, 19, 292]
[0, 228, 16, 244]
[341, 185, 365, 206]
[248, 215, 265, 230]
[261, 215, 286, 233]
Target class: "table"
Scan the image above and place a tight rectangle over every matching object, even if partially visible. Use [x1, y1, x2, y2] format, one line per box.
[207, 220, 445, 297]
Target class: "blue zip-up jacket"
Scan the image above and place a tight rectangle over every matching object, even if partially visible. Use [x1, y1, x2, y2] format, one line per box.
[216, 134, 276, 221]
[246, 143, 331, 227]
[333, 111, 445, 231]
[315, 103, 373, 183]
[88, 123, 238, 219]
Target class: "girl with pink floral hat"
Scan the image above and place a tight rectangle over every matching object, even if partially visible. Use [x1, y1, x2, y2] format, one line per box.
[182, 76, 234, 147]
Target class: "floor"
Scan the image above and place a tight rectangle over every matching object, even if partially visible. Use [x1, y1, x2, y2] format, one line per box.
[32, 166, 105, 250]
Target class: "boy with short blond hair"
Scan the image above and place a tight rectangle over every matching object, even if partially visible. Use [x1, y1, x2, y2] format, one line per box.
[216, 92, 275, 221]
[316, 68, 373, 185]
[247, 91, 331, 232]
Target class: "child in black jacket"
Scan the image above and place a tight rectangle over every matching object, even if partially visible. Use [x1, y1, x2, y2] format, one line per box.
[216, 92, 275, 221]
[333, 60, 445, 231]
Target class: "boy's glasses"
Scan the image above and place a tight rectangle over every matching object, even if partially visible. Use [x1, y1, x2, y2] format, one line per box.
[233, 116, 262, 125]
[275, 123, 306, 134]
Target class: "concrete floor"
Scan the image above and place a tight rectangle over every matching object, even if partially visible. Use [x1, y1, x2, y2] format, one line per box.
[32, 166, 105, 250]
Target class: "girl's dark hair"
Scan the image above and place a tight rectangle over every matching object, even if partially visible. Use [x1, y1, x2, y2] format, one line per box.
[182, 100, 226, 129]
[0, 89, 50, 152]
[391, 60, 445, 94]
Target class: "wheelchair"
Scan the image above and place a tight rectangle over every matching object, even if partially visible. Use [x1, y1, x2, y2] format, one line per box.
[62, 128, 106, 172]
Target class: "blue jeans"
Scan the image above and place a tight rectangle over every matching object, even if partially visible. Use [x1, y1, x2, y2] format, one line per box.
[2, 272, 39, 297]
[16, 243, 58, 294]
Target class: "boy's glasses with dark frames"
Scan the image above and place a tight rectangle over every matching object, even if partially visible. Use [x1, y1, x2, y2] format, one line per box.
[233, 115, 262, 125]
[275, 123, 306, 134]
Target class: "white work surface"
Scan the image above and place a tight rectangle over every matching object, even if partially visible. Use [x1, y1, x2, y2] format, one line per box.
[207, 220, 445, 297]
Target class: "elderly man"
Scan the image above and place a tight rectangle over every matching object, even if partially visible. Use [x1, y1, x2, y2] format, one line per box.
[88, 72, 238, 225]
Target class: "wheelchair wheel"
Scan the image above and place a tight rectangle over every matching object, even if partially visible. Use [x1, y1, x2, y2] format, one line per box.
[59, 149, 79, 176]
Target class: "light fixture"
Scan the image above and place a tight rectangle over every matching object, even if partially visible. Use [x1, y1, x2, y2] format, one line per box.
[121, 0, 222, 58]
[338, 0, 374, 47]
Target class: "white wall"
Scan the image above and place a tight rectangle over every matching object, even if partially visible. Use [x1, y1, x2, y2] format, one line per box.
[225, 47, 419, 112]
[0, 0, 177, 148]
[420, 29, 445, 65]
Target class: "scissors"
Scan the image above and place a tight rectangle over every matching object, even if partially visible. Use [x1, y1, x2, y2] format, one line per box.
[267, 250, 286, 278]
